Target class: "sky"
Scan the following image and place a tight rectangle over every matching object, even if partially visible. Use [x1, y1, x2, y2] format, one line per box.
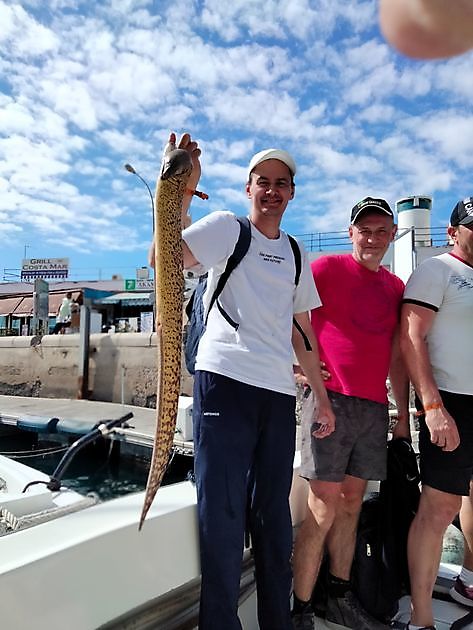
[1, 0, 473, 281]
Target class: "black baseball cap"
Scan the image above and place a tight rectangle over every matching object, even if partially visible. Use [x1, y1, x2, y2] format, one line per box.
[450, 197, 473, 227]
[350, 197, 394, 224]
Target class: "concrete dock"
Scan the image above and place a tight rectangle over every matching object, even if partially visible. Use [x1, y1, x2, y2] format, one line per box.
[0, 395, 194, 455]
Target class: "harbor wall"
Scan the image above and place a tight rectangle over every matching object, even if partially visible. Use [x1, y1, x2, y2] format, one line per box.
[0, 333, 193, 406]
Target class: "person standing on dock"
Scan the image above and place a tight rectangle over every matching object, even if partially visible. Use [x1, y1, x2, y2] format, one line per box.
[176, 133, 335, 630]
[52, 292, 73, 334]
[292, 197, 410, 630]
[400, 197, 473, 630]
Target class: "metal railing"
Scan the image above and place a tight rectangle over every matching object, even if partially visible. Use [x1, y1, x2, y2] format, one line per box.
[2, 227, 451, 282]
[295, 225, 450, 252]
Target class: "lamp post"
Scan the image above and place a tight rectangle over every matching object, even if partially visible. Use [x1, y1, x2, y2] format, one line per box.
[124, 163, 156, 332]
[124, 163, 155, 233]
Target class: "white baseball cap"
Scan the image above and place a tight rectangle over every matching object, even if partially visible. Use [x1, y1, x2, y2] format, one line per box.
[248, 149, 297, 180]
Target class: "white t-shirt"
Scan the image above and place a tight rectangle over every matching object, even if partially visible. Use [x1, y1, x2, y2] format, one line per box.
[57, 297, 72, 323]
[403, 252, 473, 395]
[183, 211, 321, 395]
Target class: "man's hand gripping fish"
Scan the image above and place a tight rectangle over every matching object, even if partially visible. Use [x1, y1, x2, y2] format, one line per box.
[139, 134, 192, 529]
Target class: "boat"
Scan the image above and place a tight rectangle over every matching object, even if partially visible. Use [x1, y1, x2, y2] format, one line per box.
[0, 406, 471, 630]
[0, 410, 262, 630]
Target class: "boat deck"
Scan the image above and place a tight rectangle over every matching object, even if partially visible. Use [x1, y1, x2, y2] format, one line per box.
[1, 395, 470, 629]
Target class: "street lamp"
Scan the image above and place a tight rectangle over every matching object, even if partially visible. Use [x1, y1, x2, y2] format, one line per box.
[124, 163, 156, 331]
[124, 163, 155, 232]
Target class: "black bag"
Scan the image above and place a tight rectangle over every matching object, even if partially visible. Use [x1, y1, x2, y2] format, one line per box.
[184, 217, 304, 374]
[351, 437, 420, 623]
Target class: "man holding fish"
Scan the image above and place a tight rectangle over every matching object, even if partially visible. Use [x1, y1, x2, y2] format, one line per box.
[176, 133, 334, 630]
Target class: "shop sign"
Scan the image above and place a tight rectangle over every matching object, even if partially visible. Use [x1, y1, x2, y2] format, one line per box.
[21, 258, 69, 280]
[124, 279, 154, 291]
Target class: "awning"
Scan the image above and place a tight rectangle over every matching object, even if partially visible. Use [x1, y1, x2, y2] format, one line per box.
[12, 297, 33, 316]
[7, 291, 81, 317]
[94, 292, 153, 306]
[0, 296, 24, 316]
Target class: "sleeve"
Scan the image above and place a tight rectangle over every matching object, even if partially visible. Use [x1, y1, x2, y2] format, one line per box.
[403, 258, 447, 311]
[182, 211, 240, 271]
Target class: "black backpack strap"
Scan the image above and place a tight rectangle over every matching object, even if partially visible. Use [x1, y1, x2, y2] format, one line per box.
[293, 317, 312, 352]
[288, 234, 312, 351]
[288, 234, 301, 286]
[204, 216, 252, 326]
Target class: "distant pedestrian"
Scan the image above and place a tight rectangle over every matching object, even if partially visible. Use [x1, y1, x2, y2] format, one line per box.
[53, 292, 72, 334]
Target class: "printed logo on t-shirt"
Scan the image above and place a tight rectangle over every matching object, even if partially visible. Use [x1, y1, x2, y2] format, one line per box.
[451, 275, 473, 291]
[258, 251, 286, 265]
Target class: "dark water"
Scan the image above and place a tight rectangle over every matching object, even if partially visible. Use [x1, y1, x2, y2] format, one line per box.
[0, 429, 194, 500]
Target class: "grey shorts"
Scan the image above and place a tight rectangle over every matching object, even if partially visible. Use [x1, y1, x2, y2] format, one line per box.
[300, 390, 389, 482]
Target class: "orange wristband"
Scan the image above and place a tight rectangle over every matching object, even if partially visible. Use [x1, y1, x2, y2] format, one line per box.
[415, 402, 443, 416]
[185, 188, 209, 200]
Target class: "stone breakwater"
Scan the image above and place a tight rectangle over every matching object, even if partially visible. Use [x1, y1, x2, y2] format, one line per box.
[0, 332, 193, 407]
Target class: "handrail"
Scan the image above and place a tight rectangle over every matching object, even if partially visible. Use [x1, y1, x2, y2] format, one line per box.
[295, 225, 450, 252]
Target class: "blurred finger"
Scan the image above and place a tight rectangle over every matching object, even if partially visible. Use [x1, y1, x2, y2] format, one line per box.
[178, 132, 191, 148]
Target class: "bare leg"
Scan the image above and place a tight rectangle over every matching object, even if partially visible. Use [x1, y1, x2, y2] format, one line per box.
[460, 482, 473, 571]
[326, 475, 367, 580]
[292, 480, 342, 601]
[408, 485, 461, 627]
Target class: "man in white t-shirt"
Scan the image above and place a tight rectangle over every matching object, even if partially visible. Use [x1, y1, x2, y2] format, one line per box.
[176, 133, 334, 630]
[400, 197, 473, 630]
[53, 292, 72, 334]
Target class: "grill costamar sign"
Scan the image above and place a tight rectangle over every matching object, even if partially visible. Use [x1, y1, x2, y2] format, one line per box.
[21, 257, 69, 280]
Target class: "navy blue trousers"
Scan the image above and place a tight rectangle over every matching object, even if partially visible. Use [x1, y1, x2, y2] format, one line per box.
[193, 371, 296, 630]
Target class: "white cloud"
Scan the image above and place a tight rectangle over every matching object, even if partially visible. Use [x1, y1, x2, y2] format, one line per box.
[410, 113, 473, 168]
[357, 104, 396, 124]
[0, 0, 470, 273]
[0, 3, 59, 58]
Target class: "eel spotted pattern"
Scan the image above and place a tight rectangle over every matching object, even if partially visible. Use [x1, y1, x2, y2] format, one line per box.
[139, 135, 192, 528]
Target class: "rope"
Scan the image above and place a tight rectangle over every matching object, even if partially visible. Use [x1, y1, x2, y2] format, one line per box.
[0, 445, 69, 458]
[0, 494, 99, 537]
[0, 508, 19, 534]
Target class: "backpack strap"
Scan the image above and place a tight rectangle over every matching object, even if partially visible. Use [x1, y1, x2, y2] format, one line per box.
[287, 234, 312, 352]
[288, 234, 301, 286]
[293, 316, 312, 352]
[204, 216, 252, 326]
[204, 221, 312, 352]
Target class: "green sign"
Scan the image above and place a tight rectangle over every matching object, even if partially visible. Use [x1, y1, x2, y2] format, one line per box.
[124, 279, 136, 291]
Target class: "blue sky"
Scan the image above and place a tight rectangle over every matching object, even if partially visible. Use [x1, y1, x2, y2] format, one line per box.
[1, 0, 473, 281]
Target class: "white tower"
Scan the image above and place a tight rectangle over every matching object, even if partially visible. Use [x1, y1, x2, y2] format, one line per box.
[396, 195, 432, 247]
